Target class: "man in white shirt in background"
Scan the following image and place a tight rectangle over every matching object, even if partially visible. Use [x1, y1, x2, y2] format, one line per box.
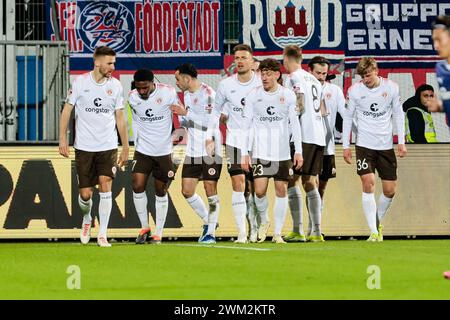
[128, 68, 179, 245]
[172, 63, 222, 244]
[59, 46, 129, 247]
[241, 58, 303, 244]
[343, 57, 407, 242]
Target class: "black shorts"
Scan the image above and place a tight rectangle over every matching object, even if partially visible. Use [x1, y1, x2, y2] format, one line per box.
[182, 156, 222, 181]
[355, 146, 397, 181]
[132, 151, 175, 183]
[319, 155, 336, 181]
[245, 170, 254, 182]
[251, 158, 293, 181]
[75, 148, 118, 188]
[225, 145, 246, 176]
[290, 142, 324, 176]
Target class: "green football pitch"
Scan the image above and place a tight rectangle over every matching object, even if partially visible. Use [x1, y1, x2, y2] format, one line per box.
[0, 240, 449, 300]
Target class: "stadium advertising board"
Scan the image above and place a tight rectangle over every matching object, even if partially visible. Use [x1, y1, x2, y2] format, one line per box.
[46, 0, 224, 70]
[0, 146, 449, 239]
[344, 0, 450, 69]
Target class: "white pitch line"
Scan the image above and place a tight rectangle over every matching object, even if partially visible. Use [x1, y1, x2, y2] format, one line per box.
[170, 243, 271, 251]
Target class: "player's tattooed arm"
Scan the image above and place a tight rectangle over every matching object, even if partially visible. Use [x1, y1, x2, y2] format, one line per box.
[295, 92, 305, 114]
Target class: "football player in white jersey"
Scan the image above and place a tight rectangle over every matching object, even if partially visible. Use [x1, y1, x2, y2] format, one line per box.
[172, 63, 222, 244]
[205, 44, 262, 243]
[128, 69, 180, 245]
[283, 45, 326, 242]
[343, 57, 407, 242]
[59, 46, 129, 247]
[241, 59, 303, 244]
[308, 56, 346, 235]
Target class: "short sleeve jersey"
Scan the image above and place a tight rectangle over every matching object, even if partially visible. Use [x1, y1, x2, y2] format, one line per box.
[66, 72, 124, 152]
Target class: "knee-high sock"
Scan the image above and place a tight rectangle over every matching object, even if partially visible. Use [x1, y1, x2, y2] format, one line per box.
[246, 194, 258, 234]
[78, 195, 92, 224]
[98, 192, 112, 237]
[133, 191, 149, 229]
[306, 189, 322, 236]
[377, 193, 393, 224]
[207, 195, 220, 236]
[232, 191, 247, 237]
[273, 196, 288, 236]
[362, 192, 378, 234]
[155, 194, 169, 238]
[186, 194, 208, 224]
[288, 186, 303, 235]
[306, 196, 312, 236]
[254, 195, 269, 225]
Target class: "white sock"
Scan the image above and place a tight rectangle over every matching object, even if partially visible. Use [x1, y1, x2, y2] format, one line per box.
[362, 192, 378, 234]
[247, 194, 258, 234]
[207, 195, 220, 236]
[133, 191, 149, 229]
[254, 195, 269, 225]
[377, 193, 393, 223]
[155, 194, 169, 238]
[306, 189, 322, 236]
[186, 194, 208, 224]
[306, 197, 312, 236]
[232, 191, 247, 237]
[78, 195, 92, 224]
[288, 186, 303, 235]
[98, 192, 112, 237]
[273, 196, 288, 236]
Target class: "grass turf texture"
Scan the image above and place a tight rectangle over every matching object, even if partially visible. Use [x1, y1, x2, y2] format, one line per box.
[0, 240, 449, 299]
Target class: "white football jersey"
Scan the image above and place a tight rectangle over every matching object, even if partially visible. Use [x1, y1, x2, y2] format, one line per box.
[284, 68, 326, 146]
[128, 83, 178, 157]
[243, 85, 302, 161]
[211, 72, 262, 150]
[322, 82, 346, 155]
[67, 72, 124, 152]
[343, 77, 405, 150]
[181, 83, 222, 158]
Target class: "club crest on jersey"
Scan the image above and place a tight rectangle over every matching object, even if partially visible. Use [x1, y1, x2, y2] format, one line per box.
[382, 92, 388, 98]
[156, 98, 162, 105]
[112, 166, 117, 176]
[208, 168, 216, 176]
[106, 89, 113, 96]
[78, 1, 134, 53]
[194, 98, 198, 104]
[168, 170, 174, 178]
[289, 168, 294, 176]
[280, 96, 285, 104]
[267, 0, 314, 49]
[326, 93, 332, 100]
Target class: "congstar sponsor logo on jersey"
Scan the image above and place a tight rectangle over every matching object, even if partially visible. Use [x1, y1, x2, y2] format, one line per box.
[362, 103, 387, 118]
[84, 98, 112, 114]
[139, 108, 164, 122]
[233, 98, 245, 113]
[259, 106, 283, 123]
